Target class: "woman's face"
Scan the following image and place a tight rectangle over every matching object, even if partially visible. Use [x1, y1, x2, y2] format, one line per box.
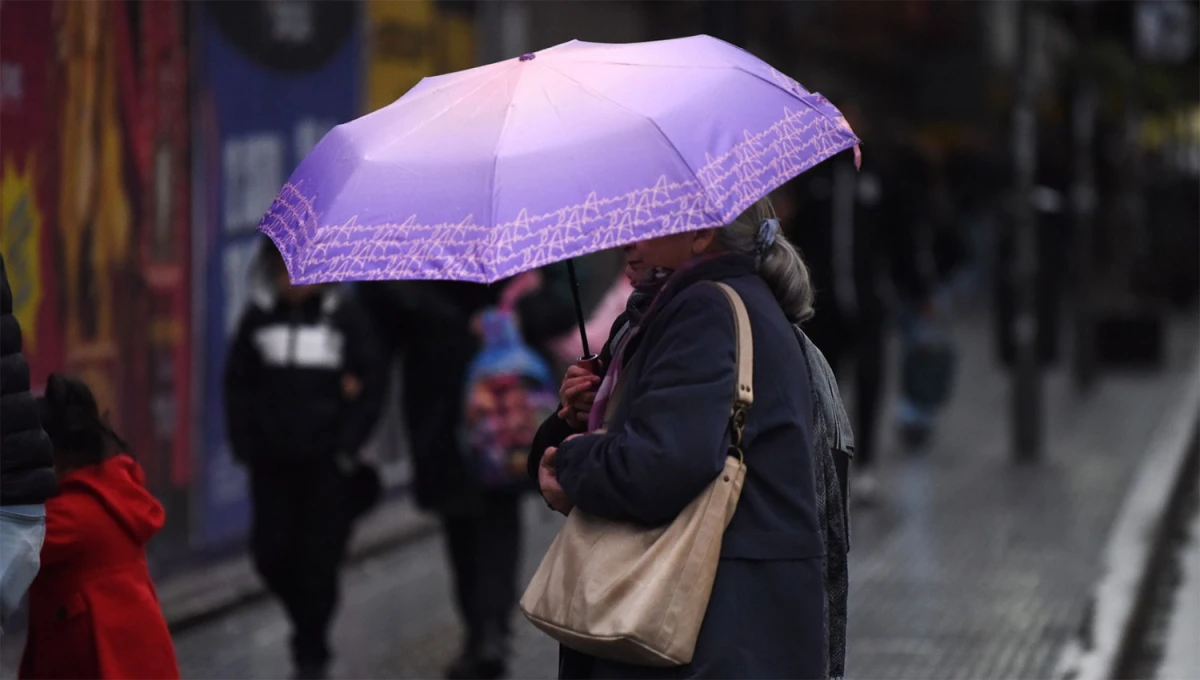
[622, 230, 714, 283]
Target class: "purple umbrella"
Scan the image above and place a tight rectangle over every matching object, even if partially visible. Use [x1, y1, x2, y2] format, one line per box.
[260, 34, 859, 354]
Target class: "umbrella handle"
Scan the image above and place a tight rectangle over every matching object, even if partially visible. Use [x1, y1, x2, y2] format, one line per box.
[576, 354, 602, 376]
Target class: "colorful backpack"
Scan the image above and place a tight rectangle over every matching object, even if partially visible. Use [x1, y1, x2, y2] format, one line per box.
[462, 273, 559, 490]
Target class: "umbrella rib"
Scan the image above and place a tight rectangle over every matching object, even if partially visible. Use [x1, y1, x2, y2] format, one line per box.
[383, 65, 504, 113]
[367, 67, 514, 161]
[486, 70, 525, 282]
[539, 62, 725, 220]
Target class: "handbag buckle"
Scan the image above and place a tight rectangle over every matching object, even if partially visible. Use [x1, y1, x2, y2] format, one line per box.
[730, 407, 747, 464]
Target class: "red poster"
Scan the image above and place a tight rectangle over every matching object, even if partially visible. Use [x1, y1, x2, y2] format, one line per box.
[137, 0, 193, 495]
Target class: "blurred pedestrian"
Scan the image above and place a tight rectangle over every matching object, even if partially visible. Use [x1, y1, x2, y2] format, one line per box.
[788, 106, 932, 504]
[529, 198, 829, 679]
[224, 238, 387, 680]
[21, 375, 178, 680]
[359, 266, 576, 680]
[894, 160, 969, 448]
[0, 254, 56, 633]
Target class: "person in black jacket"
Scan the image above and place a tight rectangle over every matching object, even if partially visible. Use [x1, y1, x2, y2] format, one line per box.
[224, 239, 386, 679]
[358, 265, 577, 680]
[0, 253, 57, 632]
[785, 117, 940, 504]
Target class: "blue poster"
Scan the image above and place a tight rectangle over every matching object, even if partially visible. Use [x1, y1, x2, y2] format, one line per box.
[193, 0, 360, 548]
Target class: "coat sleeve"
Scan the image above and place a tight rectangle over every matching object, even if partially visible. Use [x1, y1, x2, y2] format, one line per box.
[527, 413, 577, 483]
[336, 296, 389, 457]
[526, 311, 630, 483]
[554, 288, 736, 526]
[38, 495, 92, 568]
[223, 311, 263, 465]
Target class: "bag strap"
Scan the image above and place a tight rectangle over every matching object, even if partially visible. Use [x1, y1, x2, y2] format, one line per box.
[706, 283, 754, 409]
[706, 282, 754, 461]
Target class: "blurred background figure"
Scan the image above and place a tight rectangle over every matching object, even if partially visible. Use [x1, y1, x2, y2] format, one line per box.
[785, 98, 960, 504]
[358, 266, 576, 680]
[224, 239, 386, 680]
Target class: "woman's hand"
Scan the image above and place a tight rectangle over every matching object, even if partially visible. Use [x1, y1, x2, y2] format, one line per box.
[539, 446, 574, 515]
[558, 365, 601, 429]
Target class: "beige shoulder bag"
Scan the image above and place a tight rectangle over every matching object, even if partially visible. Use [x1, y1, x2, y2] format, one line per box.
[520, 282, 753, 667]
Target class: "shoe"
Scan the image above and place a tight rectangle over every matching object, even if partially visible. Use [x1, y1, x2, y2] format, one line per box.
[293, 662, 329, 680]
[476, 656, 507, 680]
[444, 653, 478, 680]
[852, 469, 880, 506]
[475, 623, 509, 680]
[899, 423, 932, 452]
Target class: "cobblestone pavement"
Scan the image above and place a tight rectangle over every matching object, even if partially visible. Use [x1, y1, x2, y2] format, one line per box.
[3, 314, 1196, 680]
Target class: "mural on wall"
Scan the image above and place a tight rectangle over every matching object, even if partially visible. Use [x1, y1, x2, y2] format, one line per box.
[136, 0, 194, 561]
[0, 0, 62, 386]
[1, 0, 194, 567]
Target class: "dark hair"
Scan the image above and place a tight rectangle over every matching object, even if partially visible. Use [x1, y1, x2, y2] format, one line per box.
[37, 374, 128, 469]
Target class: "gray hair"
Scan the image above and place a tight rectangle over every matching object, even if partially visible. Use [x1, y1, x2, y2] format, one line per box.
[712, 196, 815, 324]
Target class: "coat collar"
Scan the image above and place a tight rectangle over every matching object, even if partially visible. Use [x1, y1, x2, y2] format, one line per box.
[621, 253, 757, 362]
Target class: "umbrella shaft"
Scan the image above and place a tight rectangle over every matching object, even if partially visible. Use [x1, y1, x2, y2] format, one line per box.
[566, 259, 592, 358]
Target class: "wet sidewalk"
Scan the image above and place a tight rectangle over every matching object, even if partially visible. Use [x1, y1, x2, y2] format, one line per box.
[2, 313, 1195, 680]
[843, 314, 1198, 679]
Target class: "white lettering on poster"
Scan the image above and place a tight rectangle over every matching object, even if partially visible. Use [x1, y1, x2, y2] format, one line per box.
[294, 118, 334, 161]
[266, 0, 315, 44]
[0, 62, 23, 106]
[222, 133, 283, 234]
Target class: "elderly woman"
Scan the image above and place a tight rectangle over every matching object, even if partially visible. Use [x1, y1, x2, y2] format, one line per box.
[527, 197, 826, 679]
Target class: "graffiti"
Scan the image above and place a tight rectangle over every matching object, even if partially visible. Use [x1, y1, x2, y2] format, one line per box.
[0, 158, 43, 342]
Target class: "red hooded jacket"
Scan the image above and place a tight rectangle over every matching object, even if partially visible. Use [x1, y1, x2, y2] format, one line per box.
[20, 455, 179, 680]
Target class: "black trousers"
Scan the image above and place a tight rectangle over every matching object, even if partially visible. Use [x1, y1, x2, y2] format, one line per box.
[250, 459, 353, 667]
[440, 492, 523, 652]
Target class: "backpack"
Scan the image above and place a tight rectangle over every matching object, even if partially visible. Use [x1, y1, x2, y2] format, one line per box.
[794, 326, 853, 680]
[461, 274, 559, 490]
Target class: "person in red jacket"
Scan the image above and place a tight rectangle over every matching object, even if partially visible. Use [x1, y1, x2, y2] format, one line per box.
[19, 374, 179, 680]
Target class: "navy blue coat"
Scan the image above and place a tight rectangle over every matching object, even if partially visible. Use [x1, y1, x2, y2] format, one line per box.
[551, 255, 827, 679]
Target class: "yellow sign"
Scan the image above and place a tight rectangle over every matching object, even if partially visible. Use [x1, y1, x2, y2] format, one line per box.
[364, 0, 476, 114]
[0, 156, 44, 345]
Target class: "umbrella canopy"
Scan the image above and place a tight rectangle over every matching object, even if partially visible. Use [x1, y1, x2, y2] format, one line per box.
[259, 34, 860, 285]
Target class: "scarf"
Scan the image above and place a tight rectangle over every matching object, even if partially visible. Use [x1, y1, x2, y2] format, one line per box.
[587, 254, 750, 431]
[587, 267, 670, 432]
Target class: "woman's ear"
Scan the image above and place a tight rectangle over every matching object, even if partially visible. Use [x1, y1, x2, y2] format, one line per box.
[691, 229, 716, 254]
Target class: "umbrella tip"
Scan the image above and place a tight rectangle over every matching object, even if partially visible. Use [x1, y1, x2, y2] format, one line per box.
[519, 53, 536, 62]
